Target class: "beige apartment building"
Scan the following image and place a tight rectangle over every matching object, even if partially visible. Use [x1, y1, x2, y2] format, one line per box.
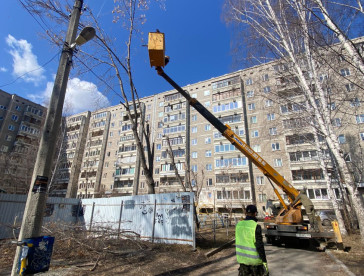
[0, 89, 47, 194]
[51, 39, 364, 214]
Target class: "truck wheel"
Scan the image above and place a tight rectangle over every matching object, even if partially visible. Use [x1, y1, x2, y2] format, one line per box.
[266, 236, 274, 244]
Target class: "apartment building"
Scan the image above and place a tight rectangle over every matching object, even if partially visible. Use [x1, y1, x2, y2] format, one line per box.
[0, 89, 47, 194]
[52, 38, 364, 214]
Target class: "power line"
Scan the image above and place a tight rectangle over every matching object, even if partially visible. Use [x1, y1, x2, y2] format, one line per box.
[0, 51, 60, 88]
[73, 55, 123, 100]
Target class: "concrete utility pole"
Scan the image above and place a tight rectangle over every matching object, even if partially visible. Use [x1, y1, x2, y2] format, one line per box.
[185, 100, 191, 190]
[11, 1, 84, 275]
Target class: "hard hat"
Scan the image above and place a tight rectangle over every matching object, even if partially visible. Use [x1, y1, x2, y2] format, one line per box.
[246, 205, 258, 213]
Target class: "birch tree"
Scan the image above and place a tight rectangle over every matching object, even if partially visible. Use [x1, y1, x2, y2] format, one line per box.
[224, 0, 364, 240]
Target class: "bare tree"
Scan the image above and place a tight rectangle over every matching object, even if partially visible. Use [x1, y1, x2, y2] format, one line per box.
[224, 0, 364, 240]
[20, 0, 165, 194]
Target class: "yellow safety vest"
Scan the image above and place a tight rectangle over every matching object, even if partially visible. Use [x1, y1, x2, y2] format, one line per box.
[236, 220, 263, 265]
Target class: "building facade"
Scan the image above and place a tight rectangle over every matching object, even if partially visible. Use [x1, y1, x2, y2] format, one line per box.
[0, 89, 47, 194]
[52, 39, 364, 214]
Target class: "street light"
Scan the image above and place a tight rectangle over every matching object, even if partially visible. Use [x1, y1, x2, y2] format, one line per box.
[71, 26, 96, 48]
[11, 0, 95, 275]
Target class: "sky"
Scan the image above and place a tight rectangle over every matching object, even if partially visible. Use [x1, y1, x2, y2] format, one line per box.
[0, 0, 233, 115]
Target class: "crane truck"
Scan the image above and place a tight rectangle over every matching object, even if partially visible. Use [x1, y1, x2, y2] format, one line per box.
[147, 31, 341, 249]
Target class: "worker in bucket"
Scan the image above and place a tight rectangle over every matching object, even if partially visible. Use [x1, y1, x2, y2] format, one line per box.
[236, 205, 269, 276]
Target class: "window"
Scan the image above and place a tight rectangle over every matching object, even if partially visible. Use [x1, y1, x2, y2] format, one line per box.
[250, 116, 257, 124]
[328, 103, 336, 110]
[205, 124, 211, 131]
[215, 157, 247, 168]
[192, 138, 197, 145]
[271, 142, 280, 151]
[263, 86, 271, 93]
[307, 188, 329, 200]
[338, 134, 346, 144]
[191, 93, 197, 98]
[274, 158, 282, 167]
[192, 126, 198, 133]
[265, 100, 273, 107]
[269, 127, 277, 135]
[262, 74, 269, 81]
[212, 101, 240, 113]
[204, 90, 211, 96]
[267, 113, 275, 121]
[206, 178, 213, 186]
[156, 144, 161, 150]
[109, 132, 113, 137]
[205, 137, 211, 144]
[147, 104, 152, 110]
[246, 78, 253, 85]
[258, 193, 267, 203]
[155, 168, 160, 174]
[204, 101, 211, 107]
[248, 103, 255, 110]
[253, 145, 261, 152]
[247, 91, 254, 98]
[191, 165, 198, 172]
[356, 114, 364, 124]
[251, 130, 259, 138]
[15, 105, 21, 111]
[346, 83, 355, 92]
[11, 115, 18, 122]
[360, 133, 364, 141]
[256, 176, 264, 185]
[215, 143, 237, 153]
[192, 114, 197, 121]
[1, 145, 9, 152]
[205, 150, 212, 157]
[350, 98, 360, 107]
[8, 125, 15, 131]
[319, 74, 328, 82]
[140, 182, 145, 189]
[340, 68, 350, 76]
[5, 135, 12, 141]
[158, 111, 163, 117]
[156, 156, 160, 162]
[344, 153, 351, 162]
[332, 118, 342, 127]
[192, 152, 198, 158]
[206, 164, 212, 171]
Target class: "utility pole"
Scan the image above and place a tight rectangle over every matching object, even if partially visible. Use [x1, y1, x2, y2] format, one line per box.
[185, 100, 191, 190]
[11, 1, 84, 275]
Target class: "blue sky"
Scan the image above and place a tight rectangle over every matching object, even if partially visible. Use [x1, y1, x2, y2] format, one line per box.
[0, 0, 233, 114]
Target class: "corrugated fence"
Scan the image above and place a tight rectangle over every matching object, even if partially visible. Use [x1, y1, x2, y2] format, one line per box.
[0, 192, 195, 247]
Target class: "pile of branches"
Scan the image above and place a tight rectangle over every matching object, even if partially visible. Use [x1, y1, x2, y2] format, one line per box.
[41, 222, 149, 271]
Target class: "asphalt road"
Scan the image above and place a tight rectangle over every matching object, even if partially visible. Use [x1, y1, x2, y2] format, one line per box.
[182, 244, 353, 276]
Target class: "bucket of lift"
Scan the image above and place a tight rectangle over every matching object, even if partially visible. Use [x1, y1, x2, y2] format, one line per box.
[148, 31, 166, 67]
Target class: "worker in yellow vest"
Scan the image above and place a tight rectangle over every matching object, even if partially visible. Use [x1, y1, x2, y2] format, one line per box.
[236, 205, 269, 276]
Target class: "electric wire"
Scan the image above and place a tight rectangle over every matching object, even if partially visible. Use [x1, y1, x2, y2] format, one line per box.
[0, 51, 60, 88]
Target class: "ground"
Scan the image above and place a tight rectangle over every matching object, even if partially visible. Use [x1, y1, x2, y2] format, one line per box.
[1, 226, 364, 275]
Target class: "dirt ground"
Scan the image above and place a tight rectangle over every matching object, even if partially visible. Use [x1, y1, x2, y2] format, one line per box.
[1, 227, 364, 276]
[330, 234, 364, 276]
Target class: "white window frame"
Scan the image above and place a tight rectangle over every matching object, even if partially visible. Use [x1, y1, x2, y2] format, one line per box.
[274, 158, 283, 167]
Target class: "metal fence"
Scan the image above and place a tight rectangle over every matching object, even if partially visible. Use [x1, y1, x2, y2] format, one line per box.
[0, 192, 195, 247]
[82, 192, 195, 247]
[0, 194, 80, 240]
